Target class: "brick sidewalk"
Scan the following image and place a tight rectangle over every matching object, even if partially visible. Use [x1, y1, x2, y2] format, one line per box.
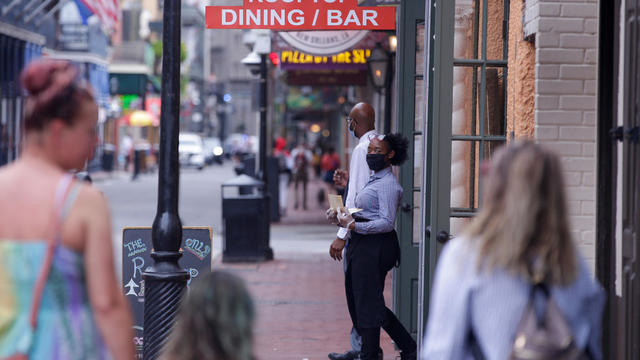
[278, 175, 335, 225]
[215, 252, 398, 360]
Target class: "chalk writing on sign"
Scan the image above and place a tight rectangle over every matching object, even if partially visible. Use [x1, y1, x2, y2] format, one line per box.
[122, 227, 212, 360]
[187, 268, 199, 286]
[184, 238, 211, 260]
[125, 279, 139, 296]
[124, 238, 147, 257]
[132, 256, 145, 278]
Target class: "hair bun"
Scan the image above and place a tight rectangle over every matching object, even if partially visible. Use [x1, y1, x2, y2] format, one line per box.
[20, 59, 77, 98]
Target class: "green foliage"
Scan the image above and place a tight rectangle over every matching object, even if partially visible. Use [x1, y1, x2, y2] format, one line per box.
[150, 40, 188, 63]
[180, 42, 187, 63]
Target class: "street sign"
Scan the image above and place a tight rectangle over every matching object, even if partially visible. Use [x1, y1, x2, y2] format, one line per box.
[206, 0, 395, 30]
[279, 48, 371, 69]
[59, 24, 89, 51]
[122, 227, 212, 359]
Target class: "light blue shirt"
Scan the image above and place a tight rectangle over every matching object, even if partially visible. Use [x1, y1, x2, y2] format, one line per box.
[352, 166, 402, 235]
[337, 130, 378, 239]
[421, 237, 605, 360]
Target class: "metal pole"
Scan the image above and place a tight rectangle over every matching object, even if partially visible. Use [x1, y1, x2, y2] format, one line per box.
[259, 53, 273, 259]
[142, 0, 189, 359]
[384, 85, 392, 134]
[259, 54, 268, 182]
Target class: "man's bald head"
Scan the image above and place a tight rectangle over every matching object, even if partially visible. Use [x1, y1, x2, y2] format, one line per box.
[349, 102, 376, 138]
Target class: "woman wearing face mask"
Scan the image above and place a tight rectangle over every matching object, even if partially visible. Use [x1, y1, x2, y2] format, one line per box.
[328, 133, 416, 360]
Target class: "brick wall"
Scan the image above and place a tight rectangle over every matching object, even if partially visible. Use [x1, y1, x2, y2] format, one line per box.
[524, 0, 599, 269]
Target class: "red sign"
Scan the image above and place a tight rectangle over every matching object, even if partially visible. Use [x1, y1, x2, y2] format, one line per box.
[206, 0, 395, 30]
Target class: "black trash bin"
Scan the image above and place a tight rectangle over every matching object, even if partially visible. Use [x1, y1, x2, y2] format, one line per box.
[102, 144, 115, 172]
[222, 174, 273, 262]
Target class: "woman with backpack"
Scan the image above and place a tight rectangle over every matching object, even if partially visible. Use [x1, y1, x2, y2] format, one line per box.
[421, 141, 605, 360]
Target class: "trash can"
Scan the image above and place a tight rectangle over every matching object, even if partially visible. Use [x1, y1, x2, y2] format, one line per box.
[222, 174, 274, 262]
[102, 144, 115, 172]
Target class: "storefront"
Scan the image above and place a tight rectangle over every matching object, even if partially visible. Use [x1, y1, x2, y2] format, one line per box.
[596, 1, 640, 358]
[0, 25, 44, 166]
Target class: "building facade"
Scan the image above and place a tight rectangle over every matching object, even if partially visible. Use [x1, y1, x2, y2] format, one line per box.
[390, 0, 637, 358]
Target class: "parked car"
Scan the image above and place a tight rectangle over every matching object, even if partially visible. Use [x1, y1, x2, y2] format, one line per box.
[178, 133, 205, 170]
[203, 137, 224, 165]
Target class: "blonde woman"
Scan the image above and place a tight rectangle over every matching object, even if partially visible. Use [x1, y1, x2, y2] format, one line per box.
[422, 141, 604, 359]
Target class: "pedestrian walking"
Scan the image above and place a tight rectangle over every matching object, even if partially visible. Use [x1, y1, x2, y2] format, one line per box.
[328, 133, 416, 360]
[274, 137, 293, 217]
[0, 59, 133, 359]
[327, 102, 379, 360]
[321, 146, 341, 192]
[161, 270, 256, 360]
[421, 141, 605, 360]
[291, 143, 312, 210]
[119, 132, 133, 171]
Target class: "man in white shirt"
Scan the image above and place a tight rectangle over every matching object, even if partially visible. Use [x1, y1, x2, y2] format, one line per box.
[328, 102, 378, 360]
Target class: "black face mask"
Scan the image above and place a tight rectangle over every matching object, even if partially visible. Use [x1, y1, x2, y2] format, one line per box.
[366, 153, 388, 172]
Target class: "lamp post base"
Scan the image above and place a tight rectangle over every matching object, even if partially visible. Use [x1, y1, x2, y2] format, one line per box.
[142, 252, 189, 360]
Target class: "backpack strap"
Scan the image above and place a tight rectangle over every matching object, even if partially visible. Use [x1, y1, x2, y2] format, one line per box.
[28, 174, 76, 328]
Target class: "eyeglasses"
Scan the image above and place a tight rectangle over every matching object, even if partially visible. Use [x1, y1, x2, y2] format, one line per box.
[345, 116, 355, 124]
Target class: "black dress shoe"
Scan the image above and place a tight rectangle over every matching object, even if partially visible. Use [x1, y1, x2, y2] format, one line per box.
[328, 350, 360, 360]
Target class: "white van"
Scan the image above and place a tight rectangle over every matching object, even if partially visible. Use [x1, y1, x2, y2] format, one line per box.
[178, 133, 205, 170]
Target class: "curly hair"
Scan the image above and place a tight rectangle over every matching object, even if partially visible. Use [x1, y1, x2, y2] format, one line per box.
[383, 133, 409, 166]
[161, 270, 255, 360]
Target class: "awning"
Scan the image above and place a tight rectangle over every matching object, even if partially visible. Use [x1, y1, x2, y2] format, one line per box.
[118, 110, 159, 127]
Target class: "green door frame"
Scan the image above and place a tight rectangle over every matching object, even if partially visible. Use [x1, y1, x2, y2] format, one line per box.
[393, 0, 426, 338]
[396, 0, 510, 348]
[416, 0, 455, 346]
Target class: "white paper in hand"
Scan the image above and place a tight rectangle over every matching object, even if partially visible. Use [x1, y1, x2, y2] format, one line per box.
[328, 194, 362, 214]
[328, 194, 344, 211]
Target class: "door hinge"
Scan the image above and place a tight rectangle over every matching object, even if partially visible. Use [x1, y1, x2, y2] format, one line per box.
[609, 126, 624, 142]
[625, 126, 639, 144]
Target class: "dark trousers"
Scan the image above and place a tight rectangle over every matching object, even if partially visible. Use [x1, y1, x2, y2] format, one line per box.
[293, 170, 308, 209]
[345, 230, 416, 359]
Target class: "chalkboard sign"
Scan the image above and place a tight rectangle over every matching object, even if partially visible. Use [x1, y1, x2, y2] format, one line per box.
[122, 227, 212, 359]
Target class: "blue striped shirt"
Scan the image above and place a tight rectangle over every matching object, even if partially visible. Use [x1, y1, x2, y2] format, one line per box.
[352, 166, 402, 234]
[421, 237, 605, 360]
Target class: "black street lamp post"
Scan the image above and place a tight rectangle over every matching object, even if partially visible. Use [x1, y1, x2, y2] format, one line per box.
[367, 42, 394, 133]
[242, 37, 273, 260]
[259, 54, 268, 183]
[142, 1, 189, 359]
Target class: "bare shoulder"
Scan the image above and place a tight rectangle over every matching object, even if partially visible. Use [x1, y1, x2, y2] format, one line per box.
[74, 183, 110, 216]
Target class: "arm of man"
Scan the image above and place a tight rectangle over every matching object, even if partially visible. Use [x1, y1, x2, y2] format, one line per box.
[334, 143, 369, 241]
[333, 169, 348, 188]
[329, 237, 346, 261]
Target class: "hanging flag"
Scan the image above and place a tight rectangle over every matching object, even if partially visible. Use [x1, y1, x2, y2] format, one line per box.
[72, 0, 94, 24]
[77, 0, 120, 33]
